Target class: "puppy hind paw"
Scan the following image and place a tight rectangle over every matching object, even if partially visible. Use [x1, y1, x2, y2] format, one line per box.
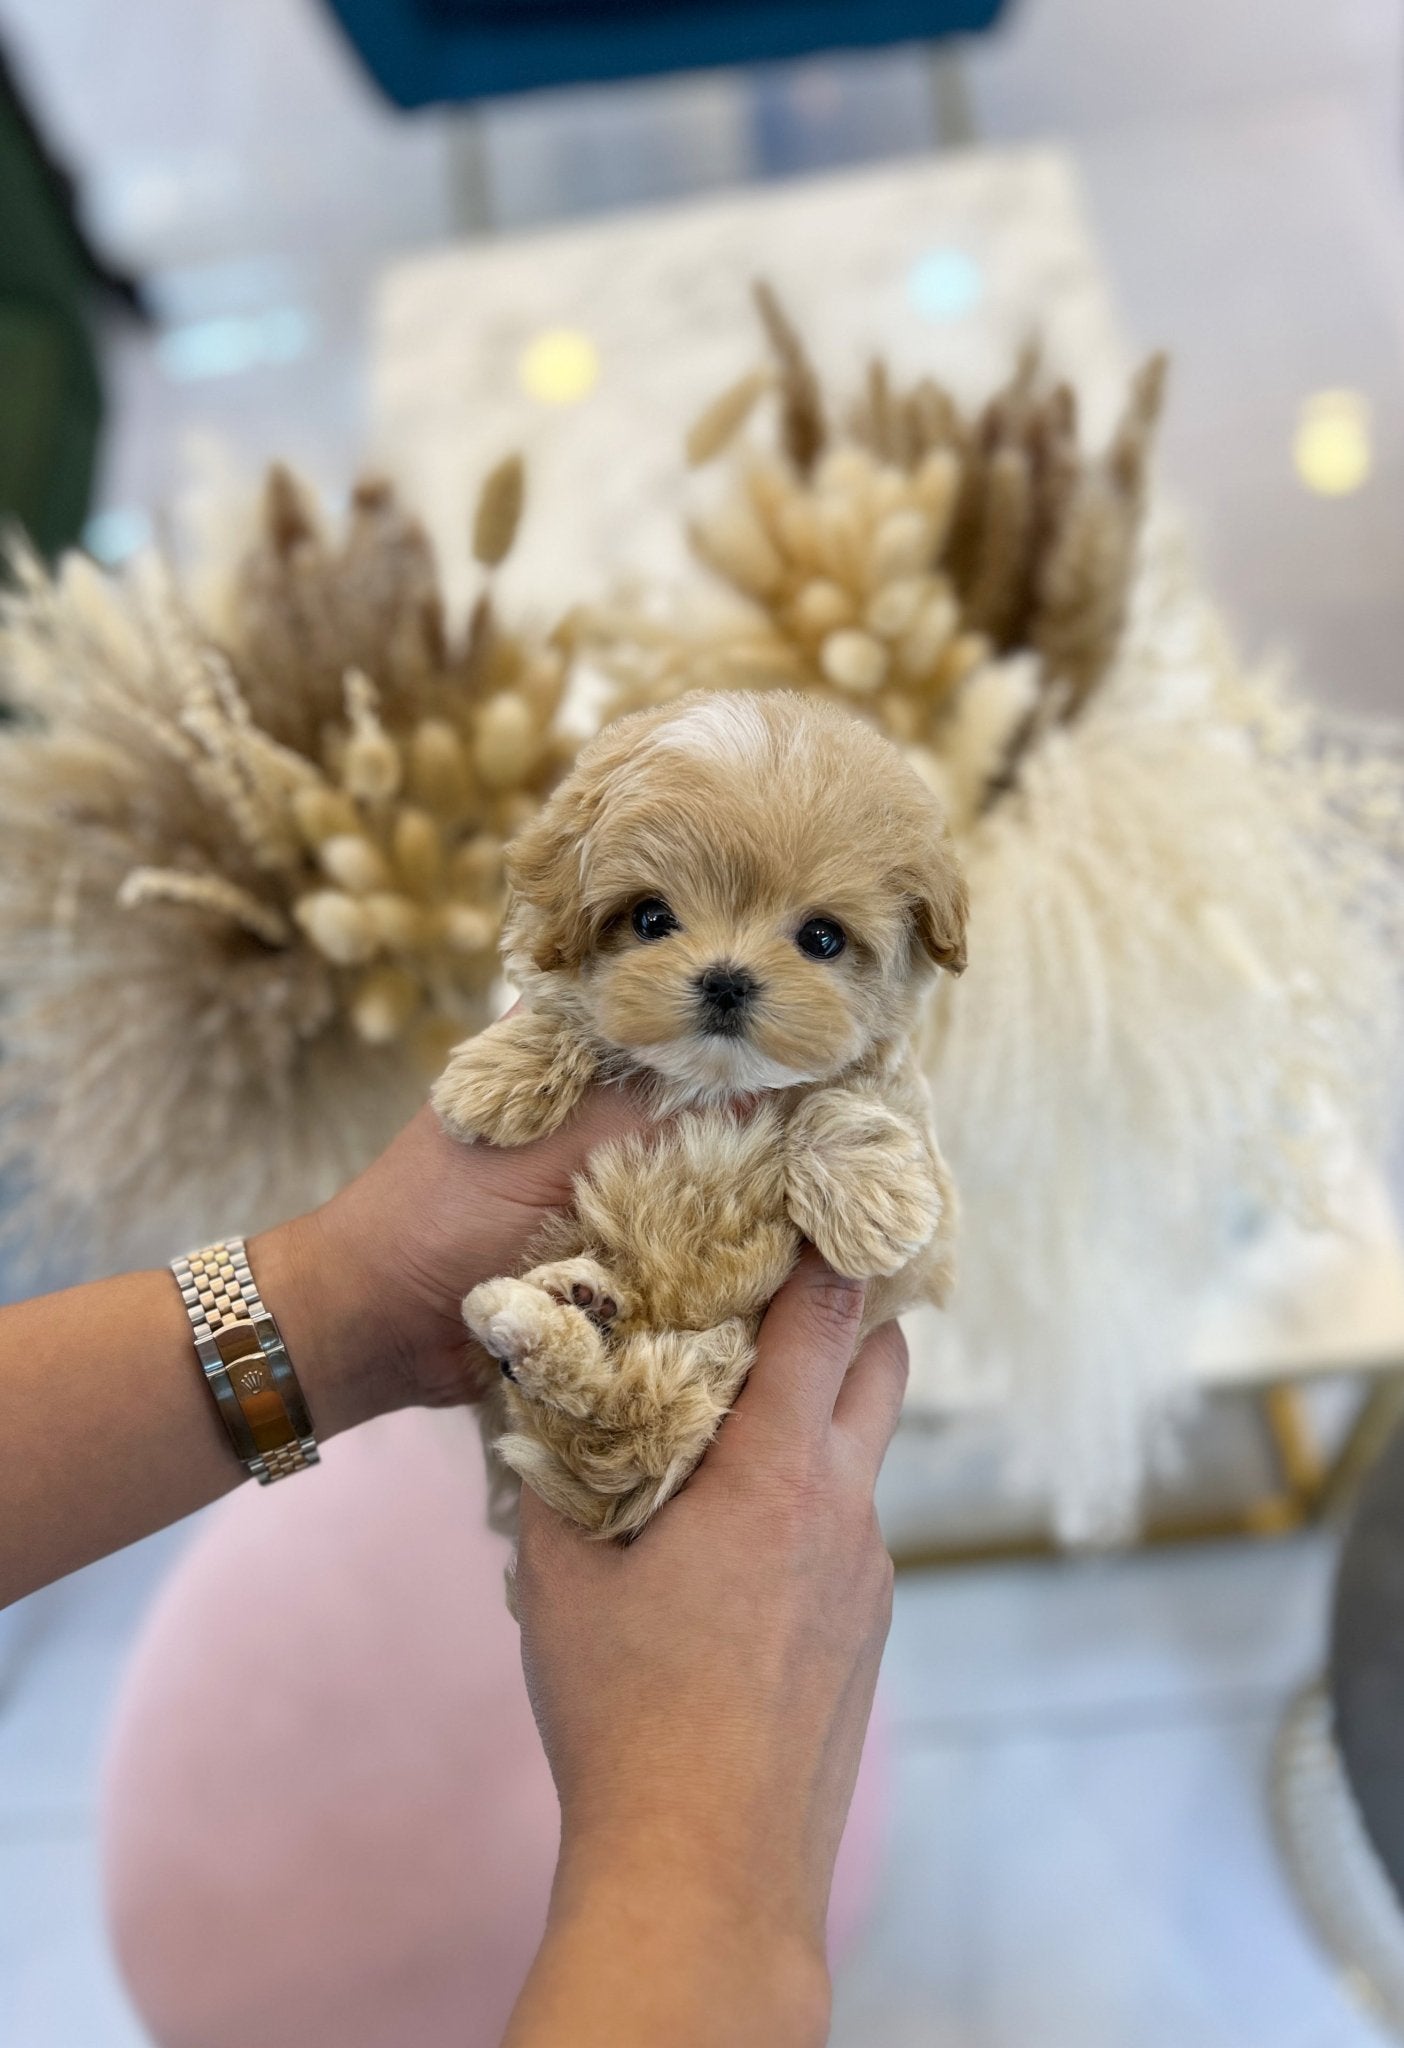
[525, 1257, 633, 1331]
[463, 1274, 615, 1418]
[462, 1276, 549, 1382]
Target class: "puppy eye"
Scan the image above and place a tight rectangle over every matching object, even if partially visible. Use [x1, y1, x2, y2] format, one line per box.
[796, 916, 846, 961]
[631, 897, 680, 943]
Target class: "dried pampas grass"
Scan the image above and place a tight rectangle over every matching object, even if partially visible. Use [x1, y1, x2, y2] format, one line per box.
[925, 532, 1404, 1536]
[0, 463, 574, 1272]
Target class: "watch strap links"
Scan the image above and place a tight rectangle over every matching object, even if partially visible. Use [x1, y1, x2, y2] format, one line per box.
[171, 1238, 319, 1484]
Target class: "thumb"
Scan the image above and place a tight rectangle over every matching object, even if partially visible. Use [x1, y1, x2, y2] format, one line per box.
[719, 1248, 866, 1455]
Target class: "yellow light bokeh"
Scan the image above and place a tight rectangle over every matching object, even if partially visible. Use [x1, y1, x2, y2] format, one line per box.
[1293, 389, 1372, 497]
[518, 327, 600, 406]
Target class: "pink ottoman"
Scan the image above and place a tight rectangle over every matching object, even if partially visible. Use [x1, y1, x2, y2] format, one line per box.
[101, 1407, 887, 2048]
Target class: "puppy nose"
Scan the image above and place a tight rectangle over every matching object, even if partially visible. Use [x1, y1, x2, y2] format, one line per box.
[698, 963, 758, 1011]
[697, 964, 759, 1037]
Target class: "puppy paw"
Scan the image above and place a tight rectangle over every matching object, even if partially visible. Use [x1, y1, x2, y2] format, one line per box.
[524, 1257, 634, 1331]
[432, 1036, 515, 1145]
[786, 1092, 943, 1279]
[463, 1275, 613, 1419]
[494, 1319, 752, 1540]
[432, 1013, 596, 1147]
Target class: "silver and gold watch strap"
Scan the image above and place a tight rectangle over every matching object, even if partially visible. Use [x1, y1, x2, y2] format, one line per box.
[171, 1239, 319, 1484]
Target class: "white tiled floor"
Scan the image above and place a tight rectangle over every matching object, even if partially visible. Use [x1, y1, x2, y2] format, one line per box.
[3, 0, 1404, 2040]
[0, 1523, 1386, 2047]
[833, 1537, 1389, 2048]
[0, 1528, 194, 2048]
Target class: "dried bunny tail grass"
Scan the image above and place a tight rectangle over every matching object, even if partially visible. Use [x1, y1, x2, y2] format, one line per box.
[922, 540, 1404, 1538]
[961, 443, 1035, 644]
[591, 302, 1167, 810]
[1108, 351, 1170, 500]
[0, 459, 575, 1274]
[1030, 352, 1168, 707]
[473, 453, 526, 567]
[222, 467, 451, 746]
[685, 369, 773, 469]
[751, 280, 826, 476]
[850, 358, 961, 471]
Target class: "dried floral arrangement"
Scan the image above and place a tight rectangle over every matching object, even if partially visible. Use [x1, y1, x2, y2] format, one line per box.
[0, 460, 574, 1271]
[2, 279, 1401, 1538]
[587, 288, 1404, 1538]
[596, 280, 1166, 833]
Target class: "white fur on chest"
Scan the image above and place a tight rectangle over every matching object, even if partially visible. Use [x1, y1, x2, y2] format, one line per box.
[632, 1034, 814, 1099]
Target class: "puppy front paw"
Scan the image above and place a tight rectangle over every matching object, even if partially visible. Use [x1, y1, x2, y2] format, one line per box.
[432, 1034, 515, 1144]
[786, 1092, 943, 1279]
[432, 1013, 595, 1147]
[463, 1275, 614, 1419]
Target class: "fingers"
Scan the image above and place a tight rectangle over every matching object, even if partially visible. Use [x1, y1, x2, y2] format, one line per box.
[831, 1320, 909, 1485]
[726, 1247, 866, 1449]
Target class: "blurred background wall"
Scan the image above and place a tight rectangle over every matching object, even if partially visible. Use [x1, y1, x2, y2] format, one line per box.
[1, 0, 1401, 711]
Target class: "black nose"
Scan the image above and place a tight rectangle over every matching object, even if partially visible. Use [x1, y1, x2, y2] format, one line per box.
[696, 963, 759, 1036]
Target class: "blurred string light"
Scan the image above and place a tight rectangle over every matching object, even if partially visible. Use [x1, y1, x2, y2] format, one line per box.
[907, 246, 983, 324]
[82, 507, 153, 564]
[517, 327, 600, 405]
[155, 307, 314, 383]
[1293, 389, 1372, 497]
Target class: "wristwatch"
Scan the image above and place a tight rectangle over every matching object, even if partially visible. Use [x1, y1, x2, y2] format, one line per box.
[171, 1238, 319, 1483]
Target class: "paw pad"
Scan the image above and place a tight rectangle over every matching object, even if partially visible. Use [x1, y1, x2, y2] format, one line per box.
[569, 1279, 618, 1323]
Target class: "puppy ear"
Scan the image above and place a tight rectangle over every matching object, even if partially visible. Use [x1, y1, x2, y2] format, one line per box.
[503, 780, 594, 973]
[904, 836, 968, 977]
[503, 708, 668, 974]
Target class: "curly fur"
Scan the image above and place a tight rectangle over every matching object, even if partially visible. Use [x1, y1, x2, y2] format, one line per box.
[432, 690, 966, 1537]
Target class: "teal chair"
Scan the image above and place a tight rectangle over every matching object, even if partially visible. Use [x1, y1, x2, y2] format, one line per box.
[323, 0, 1009, 109]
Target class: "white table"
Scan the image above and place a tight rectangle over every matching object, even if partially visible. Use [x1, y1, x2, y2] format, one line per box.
[372, 147, 1135, 613]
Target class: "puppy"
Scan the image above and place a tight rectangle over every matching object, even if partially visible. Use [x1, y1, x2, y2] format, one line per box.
[432, 690, 967, 1537]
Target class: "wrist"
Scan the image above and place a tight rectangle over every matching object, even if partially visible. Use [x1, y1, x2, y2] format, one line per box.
[550, 1823, 831, 2045]
[247, 1208, 409, 1441]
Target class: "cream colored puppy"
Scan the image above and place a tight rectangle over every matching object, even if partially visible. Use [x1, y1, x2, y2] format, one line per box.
[433, 690, 967, 1536]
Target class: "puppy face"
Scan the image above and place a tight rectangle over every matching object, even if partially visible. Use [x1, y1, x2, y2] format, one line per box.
[504, 691, 966, 1099]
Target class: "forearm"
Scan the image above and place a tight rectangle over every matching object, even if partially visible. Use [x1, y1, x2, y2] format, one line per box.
[503, 1835, 830, 2048]
[0, 1212, 397, 1607]
[0, 1093, 653, 1609]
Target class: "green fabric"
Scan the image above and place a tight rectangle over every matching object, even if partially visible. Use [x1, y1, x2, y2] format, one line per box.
[0, 64, 104, 558]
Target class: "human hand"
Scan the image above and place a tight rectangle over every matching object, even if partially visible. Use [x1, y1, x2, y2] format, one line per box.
[254, 1065, 650, 1428]
[506, 1252, 908, 2047]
